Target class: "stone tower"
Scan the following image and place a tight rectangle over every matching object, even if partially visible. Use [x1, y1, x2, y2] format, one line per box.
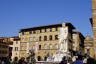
[92, 0, 96, 58]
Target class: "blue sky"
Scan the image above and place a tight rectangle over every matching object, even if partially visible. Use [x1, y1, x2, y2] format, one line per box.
[0, 0, 92, 37]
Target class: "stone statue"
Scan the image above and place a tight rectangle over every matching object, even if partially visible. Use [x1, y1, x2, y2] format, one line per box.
[59, 26, 68, 53]
[52, 23, 70, 62]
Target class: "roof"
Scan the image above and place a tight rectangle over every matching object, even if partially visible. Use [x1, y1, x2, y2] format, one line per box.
[19, 22, 75, 32]
[85, 36, 93, 41]
[72, 30, 85, 39]
[19, 23, 62, 32]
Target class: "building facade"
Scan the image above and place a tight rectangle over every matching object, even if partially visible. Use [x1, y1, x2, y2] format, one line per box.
[90, 0, 96, 58]
[0, 38, 9, 59]
[84, 36, 94, 57]
[10, 36, 21, 60]
[19, 22, 85, 61]
[72, 30, 85, 55]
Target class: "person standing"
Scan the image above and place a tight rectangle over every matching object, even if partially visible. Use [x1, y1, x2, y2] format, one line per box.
[59, 56, 67, 64]
[74, 55, 83, 64]
[18, 57, 27, 64]
[12, 57, 18, 64]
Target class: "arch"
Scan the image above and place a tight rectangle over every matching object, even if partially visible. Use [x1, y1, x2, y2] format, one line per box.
[44, 36, 47, 41]
[44, 56, 47, 61]
[37, 56, 41, 61]
[39, 45, 41, 50]
[39, 36, 41, 41]
[49, 35, 52, 40]
[55, 35, 58, 40]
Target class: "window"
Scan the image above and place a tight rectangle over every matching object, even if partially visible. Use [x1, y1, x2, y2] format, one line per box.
[16, 41, 18, 44]
[15, 47, 18, 51]
[16, 47, 18, 51]
[44, 36, 47, 41]
[56, 27, 58, 31]
[50, 28, 52, 32]
[39, 45, 41, 50]
[55, 35, 58, 40]
[22, 32, 24, 35]
[39, 36, 41, 41]
[45, 29, 46, 32]
[29, 31, 32, 34]
[33, 31, 36, 34]
[40, 30, 41, 33]
[49, 35, 52, 40]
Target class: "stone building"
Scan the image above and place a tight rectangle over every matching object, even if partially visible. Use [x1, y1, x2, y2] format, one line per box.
[84, 36, 94, 57]
[0, 38, 10, 59]
[10, 36, 21, 60]
[19, 22, 85, 61]
[72, 30, 85, 55]
[90, 0, 96, 58]
[3, 38, 13, 60]
[0, 37, 20, 60]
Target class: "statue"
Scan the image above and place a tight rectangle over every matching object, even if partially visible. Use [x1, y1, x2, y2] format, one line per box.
[52, 22, 70, 62]
[27, 47, 36, 64]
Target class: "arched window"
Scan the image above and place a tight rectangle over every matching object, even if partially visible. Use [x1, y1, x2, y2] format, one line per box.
[39, 36, 41, 41]
[49, 35, 52, 40]
[50, 28, 52, 32]
[29, 31, 32, 34]
[55, 35, 58, 40]
[37, 56, 41, 61]
[55, 27, 58, 31]
[33, 31, 36, 34]
[45, 28, 46, 32]
[39, 45, 41, 50]
[44, 36, 47, 41]
[44, 56, 47, 61]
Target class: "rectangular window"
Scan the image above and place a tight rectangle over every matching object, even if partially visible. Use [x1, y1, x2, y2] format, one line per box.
[56, 27, 58, 31]
[22, 32, 24, 35]
[33, 31, 36, 34]
[15, 47, 18, 51]
[50, 28, 52, 32]
[55, 35, 58, 40]
[39, 45, 41, 50]
[45, 29, 46, 32]
[16, 41, 18, 44]
[40, 29, 42, 33]
[29, 31, 32, 34]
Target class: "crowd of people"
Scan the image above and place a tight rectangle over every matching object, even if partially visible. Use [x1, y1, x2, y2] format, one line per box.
[0, 55, 96, 64]
[0, 57, 29, 64]
[59, 55, 96, 64]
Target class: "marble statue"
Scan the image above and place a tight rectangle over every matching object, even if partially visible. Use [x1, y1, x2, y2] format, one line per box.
[51, 22, 70, 62]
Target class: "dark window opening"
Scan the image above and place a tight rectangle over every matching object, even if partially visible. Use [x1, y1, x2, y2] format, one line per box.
[56, 27, 58, 31]
[55, 35, 58, 40]
[29, 31, 32, 34]
[39, 36, 41, 41]
[33, 31, 36, 34]
[37, 56, 41, 61]
[50, 28, 52, 32]
[44, 36, 47, 41]
[45, 29, 46, 32]
[49, 35, 52, 40]
[39, 45, 41, 50]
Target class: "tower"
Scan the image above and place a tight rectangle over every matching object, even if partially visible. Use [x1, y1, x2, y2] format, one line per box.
[92, 0, 96, 58]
